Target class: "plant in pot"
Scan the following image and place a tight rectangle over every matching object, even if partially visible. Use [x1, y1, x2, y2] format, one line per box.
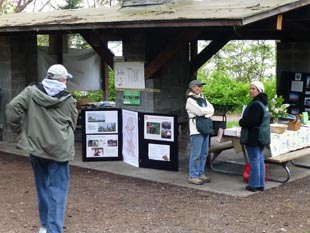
[269, 95, 290, 124]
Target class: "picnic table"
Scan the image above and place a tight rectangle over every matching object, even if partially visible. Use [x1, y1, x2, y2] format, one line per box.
[208, 126, 310, 183]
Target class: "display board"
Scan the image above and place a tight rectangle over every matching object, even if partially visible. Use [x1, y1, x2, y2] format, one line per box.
[138, 112, 178, 171]
[279, 72, 310, 114]
[81, 109, 178, 171]
[82, 109, 123, 161]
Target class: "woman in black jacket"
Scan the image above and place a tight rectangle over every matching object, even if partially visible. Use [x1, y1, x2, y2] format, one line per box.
[239, 81, 269, 192]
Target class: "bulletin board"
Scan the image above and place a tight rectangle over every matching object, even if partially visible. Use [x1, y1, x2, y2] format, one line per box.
[278, 72, 310, 114]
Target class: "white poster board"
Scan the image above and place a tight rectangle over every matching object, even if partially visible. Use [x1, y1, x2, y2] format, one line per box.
[114, 62, 145, 89]
[122, 109, 139, 167]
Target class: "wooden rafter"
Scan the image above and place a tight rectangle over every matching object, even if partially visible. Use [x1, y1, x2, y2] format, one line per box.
[144, 29, 203, 80]
[80, 32, 115, 69]
[190, 34, 232, 74]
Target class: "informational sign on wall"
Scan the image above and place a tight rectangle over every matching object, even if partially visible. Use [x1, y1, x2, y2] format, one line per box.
[114, 62, 145, 89]
[123, 91, 141, 105]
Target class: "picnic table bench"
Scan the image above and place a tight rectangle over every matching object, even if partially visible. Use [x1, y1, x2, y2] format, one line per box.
[208, 141, 236, 173]
[265, 147, 310, 183]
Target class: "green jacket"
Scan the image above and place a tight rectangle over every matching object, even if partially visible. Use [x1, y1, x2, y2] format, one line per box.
[6, 84, 78, 162]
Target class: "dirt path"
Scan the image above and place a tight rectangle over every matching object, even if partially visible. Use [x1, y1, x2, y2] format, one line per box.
[1, 152, 310, 233]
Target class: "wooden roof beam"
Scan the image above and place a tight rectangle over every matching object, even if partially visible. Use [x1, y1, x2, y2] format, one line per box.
[144, 28, 203, 80]
[190, 33, 232, 74]
[80, 31, 115, 69]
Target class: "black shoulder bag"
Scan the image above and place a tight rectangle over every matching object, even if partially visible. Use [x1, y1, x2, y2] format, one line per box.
[188, 96, 214, 135]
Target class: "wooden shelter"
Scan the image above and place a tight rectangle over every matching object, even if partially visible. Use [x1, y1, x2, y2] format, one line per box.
[1, 0, 310, 139]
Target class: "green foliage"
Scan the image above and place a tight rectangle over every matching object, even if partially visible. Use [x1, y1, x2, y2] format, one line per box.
[0, 1, 15, 14]
[58, 0, 83, 9]
[68, 34, 90, 49]
[198, 40, 277, 113]
[201, 40, 276, 83]
[37, 35, 49, 46]
[72, 90, 103, 102]
[227, 121, 239, 128]
[269, 95, 290, 121]
[200, 70, 276, 112]
[201, 71, 250, 111]
[108, 68, 116, 101]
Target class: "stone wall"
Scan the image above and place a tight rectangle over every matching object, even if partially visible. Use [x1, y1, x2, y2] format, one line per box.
[0, 37, 11, 140]
[0, 34, 37, 141]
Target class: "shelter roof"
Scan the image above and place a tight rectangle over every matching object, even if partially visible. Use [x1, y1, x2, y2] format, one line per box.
[0, 0, 308, 32]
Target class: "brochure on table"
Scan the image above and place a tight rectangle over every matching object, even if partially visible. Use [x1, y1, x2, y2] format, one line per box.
[81, 109, 178, 171]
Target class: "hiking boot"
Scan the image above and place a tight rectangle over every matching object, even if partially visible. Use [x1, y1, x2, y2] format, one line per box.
[198, 175, 211, 183]
[38, 227, 47, 233]
[188, 177, 204, 185]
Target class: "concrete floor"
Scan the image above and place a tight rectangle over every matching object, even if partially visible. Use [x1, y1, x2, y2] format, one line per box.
[2, 138, 310, 198]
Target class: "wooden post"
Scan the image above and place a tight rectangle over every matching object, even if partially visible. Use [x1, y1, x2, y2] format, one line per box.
[277, 15, 283, 30]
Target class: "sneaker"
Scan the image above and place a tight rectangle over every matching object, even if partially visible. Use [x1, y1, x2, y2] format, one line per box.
[38, 227, 47, 233]
[198, 175, 211, 183]
[188, 177, 204, 185]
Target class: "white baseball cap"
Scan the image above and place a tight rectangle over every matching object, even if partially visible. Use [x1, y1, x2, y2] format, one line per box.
[47, 64, 73, 80]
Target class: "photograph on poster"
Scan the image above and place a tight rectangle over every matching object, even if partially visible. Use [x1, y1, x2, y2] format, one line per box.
[305, 97, 310, 107]
[97, 122, 116, 133]
[291, 81, 304, 92]
[92, 148, 103, 157]
[144, 115, 174, 142]
[307, 76, 310, 89]
[161, 121, 172, 139]
[148, 143, 170, 161]
[86, 134, 118, 158]
[295, 73, 302, 81]
[289, 93, 299, 102]
[146, 122, 160, 135]
[85, 110, 118, 134]
[122, 110, 139, 167]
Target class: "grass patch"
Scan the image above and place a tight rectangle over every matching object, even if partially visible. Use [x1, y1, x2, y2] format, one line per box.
[226, 121, 239, 128]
